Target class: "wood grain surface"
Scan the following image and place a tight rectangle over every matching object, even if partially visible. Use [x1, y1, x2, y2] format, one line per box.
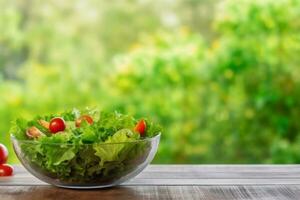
[1, 165, 300, 200]
[1, 185, 300, 200]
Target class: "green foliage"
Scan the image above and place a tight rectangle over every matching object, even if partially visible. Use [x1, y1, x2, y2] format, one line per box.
[205, 0, 300, 163]
[1, 0, 300, 163]
[101, 31, 206, 163]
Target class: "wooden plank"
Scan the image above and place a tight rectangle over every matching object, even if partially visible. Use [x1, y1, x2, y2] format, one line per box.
[3, 178, 300, 186]
[145, 165, 300, 173]
[13, 164, 300, 174]
[0, 185, 300, 200]
[2, 165, 300, 186]
[2, 165, 300, 199]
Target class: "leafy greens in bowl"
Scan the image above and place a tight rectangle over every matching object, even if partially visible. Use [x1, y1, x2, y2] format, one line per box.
[10, 109, 161, 189]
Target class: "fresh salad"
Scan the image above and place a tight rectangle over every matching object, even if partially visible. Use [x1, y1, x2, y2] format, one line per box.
[10, 108, 162, 183]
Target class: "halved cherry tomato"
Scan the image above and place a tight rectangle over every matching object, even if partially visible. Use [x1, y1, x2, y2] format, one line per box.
[0, 144, 8, 165]
[134, 119, 147, 136]
[75, 115, 94, 127]
[26, 126, 43, 139]
[49, 117, 66, 133]
[0, 164, 13, 176]
[38, 119, 50, 129]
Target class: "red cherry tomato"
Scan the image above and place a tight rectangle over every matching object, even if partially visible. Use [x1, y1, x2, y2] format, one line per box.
[0, 164, 13, 176]
[49, 117, 66, 133]
[0, 144, 8, 165]
[134, 119, 147, 136]
[75, 115, 94, 127]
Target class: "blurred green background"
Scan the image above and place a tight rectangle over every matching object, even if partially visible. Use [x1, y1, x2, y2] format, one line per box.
[1, 0, 300, 164]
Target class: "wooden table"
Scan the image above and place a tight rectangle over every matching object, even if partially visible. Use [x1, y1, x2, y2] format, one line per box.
[1, 165, 300, 200]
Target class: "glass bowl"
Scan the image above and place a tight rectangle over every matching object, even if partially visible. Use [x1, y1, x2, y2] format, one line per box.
[11, 133, 160, 189]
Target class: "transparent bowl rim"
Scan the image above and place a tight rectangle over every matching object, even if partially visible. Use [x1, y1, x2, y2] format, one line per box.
[10, 132, 161, 146]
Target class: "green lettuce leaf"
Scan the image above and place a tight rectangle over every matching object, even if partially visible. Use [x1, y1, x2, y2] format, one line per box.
[93, 129, 139, 166]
